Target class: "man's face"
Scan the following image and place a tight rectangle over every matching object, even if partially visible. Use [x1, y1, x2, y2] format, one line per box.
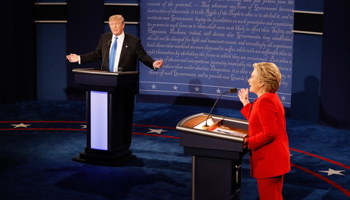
[109, 19, 125, 36]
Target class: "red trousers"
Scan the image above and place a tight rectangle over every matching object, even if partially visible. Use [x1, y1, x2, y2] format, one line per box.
[256, 175, 284, 200]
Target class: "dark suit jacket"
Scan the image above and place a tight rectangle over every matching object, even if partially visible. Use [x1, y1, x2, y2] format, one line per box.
[80, 32, 155, 72]
[241, 92, 290, 179]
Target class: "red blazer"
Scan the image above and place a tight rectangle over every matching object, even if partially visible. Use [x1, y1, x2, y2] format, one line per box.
[241, 93, 290, 179]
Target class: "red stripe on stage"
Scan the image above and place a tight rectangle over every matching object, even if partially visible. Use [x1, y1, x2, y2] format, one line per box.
[291, 163, 350, 198]
[0, 128, 85, 131]
[132, 124, 176, 130]
[0, 121, 86, 123]
[290, 148, 350, 170]
[0, 128, 179, 139]
[0, 121, 175, 130]
[132, 132, 179, 139]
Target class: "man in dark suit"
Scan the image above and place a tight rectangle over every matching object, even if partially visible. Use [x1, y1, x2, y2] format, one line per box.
[66, 14, 163, 147]
[66, 14, 163, 71]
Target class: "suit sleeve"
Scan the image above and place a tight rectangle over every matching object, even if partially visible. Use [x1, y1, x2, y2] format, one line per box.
[240, 103, 252, 120]
[135, 38, 155, 69]
[247, 98, 278, 150]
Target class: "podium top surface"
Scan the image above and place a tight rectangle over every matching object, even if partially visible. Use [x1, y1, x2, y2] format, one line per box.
[72, 68, 140, 76]
[176, 113, 248, 142]
[72, 68, 140, 88]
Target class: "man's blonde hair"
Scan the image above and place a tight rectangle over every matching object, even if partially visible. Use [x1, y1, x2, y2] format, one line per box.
[109, 15, 124, 23]
[253, 62, 281, 93]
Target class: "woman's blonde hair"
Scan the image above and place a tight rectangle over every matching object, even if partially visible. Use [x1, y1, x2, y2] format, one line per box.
[253, 62, 281, 93]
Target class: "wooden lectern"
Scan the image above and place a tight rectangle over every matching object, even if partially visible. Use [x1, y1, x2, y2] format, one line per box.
[72, 68, 139, 166]
[176, 113, 248, 200]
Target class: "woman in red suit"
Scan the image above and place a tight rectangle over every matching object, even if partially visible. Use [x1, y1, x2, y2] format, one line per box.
[237, 62, 290, 200]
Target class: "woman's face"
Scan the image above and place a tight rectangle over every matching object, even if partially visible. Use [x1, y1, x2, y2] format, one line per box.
[248, 70, 260, 94]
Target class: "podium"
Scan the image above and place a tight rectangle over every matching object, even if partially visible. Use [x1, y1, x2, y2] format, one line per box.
[72, 68, 139, 166]
[176, 113, 248, 200]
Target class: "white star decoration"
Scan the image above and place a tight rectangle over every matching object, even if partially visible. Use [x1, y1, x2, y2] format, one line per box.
[194, 87, 200, 92]
[281, 95, 286, 101]
[173, 85, 178, 90]
[216, 88, 221, 93]
[11, 123, 31, 128]
[151, 84, 156, 89]
[319, 168, 345, 176]
[81, 125, 87, 129]
[147, 128, 167, 134]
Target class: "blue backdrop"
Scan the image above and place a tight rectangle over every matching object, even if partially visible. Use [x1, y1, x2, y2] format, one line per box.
[139, 0, 294, 107]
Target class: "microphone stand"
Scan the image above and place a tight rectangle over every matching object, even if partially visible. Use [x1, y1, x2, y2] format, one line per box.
[100, 40, 111, 71]
[203, 88, 238, 128]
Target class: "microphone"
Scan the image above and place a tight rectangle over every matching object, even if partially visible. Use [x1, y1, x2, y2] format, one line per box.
[203, 88, 238, 128]
[100, 39, 112, 71]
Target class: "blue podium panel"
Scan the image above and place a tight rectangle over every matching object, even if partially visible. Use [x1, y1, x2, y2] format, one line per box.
[90, 91, 108, 150]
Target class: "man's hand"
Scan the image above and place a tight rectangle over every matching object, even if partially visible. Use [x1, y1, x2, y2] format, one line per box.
[66, 53, 79, 63]
[153, 60, 163, 68]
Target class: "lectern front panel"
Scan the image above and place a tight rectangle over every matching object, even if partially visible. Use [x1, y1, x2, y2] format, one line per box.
[90, 91, 108, 150]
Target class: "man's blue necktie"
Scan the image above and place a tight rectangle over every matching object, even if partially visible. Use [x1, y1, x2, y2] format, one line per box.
[109, 36, 118, 72]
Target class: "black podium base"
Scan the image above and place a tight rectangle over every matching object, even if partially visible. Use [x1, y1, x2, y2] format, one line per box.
[72, 145, 136, 166]
[194, 155, 241, 200]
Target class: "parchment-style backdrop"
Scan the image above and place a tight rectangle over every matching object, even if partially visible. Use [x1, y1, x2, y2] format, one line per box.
[140, 0, 294, 107]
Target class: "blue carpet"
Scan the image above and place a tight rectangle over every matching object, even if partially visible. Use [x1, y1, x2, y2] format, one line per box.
[0, 101, 349, 200]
